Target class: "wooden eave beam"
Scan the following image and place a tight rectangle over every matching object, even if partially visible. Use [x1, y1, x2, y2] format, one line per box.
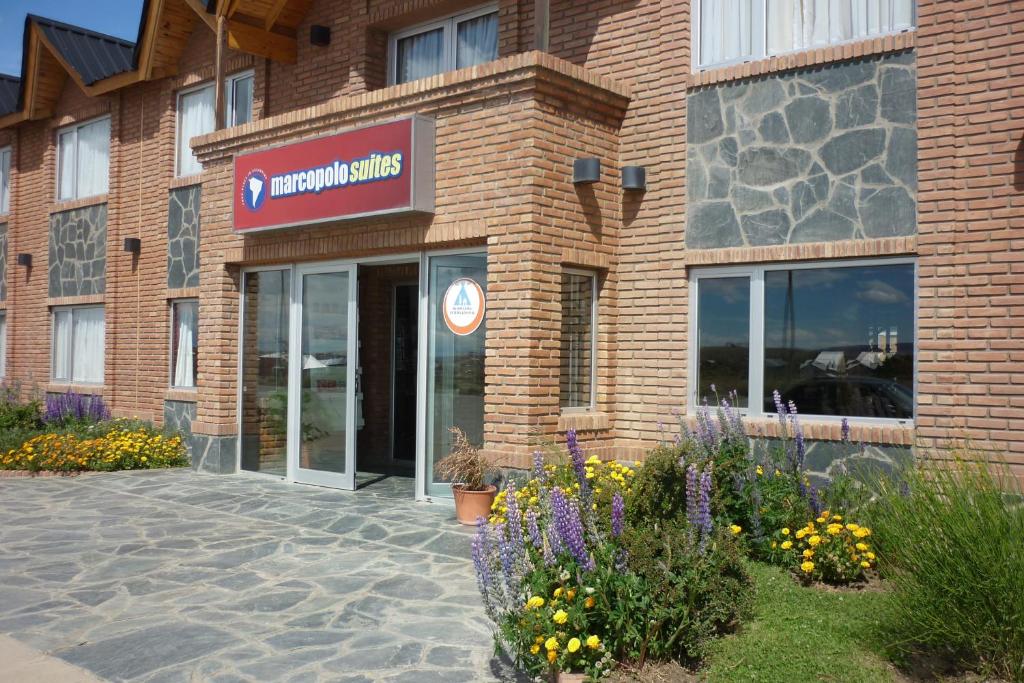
[264, 0, 289, 31]
[183, 0, 295, 62]
[137, 0, 165, 80]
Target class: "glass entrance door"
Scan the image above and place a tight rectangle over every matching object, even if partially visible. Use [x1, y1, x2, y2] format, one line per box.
[424, 253, 487, 498]
[290, 264, 358, 489]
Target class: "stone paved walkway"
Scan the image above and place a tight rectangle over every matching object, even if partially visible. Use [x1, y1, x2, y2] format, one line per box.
[0, 470, 523, 682]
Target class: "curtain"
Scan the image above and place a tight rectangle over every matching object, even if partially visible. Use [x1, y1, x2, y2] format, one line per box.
[768, 0, 914, 54]
[58, 131, 76, 200]
[230, 75, 254, 126]
[71, 307, 104, 384]
[701, 0, 756, 67]
[76, 118, 110, 198]
[396, 27, 444, 84]
[53, 309, 72, 381]
[173, 301, 197, 387]
[456, 12, 498, 69]
[178, 86, 215, 176]
[0, 148, 9, 213]
[0, 314, 6, 378]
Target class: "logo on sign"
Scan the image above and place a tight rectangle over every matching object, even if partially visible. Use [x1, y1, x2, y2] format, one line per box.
[242, 169, 268, 212]
[442, 278, 485, 336]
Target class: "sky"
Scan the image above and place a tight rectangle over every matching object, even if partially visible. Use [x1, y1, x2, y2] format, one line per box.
[0, 0, 144, 76]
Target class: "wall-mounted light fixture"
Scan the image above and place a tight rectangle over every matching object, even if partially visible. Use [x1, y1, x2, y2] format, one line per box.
[310, 25, 331, 47]
[123, 237, 142, 254]
[622, 166, 647, 191]
[15, 253, 31, 267]
[573, 157, 601, 185]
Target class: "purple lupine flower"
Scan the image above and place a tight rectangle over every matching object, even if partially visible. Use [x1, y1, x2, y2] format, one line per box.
[773, 390, 786, 430]
[788, 402, 806, 471]
[550, 487, 594, 571]
[504, 480, 524, 562]
[532, 450, 547, 483]
[614, 548, 629, 573]
[840, 418, 850, 444]
[526, 509, 543, 550]
[697, 466, 713, 552]
[807, 483, 823, 516]
[899, 480, 911, 498]
[542, 529, 557, 567]
[566, 429, 591, 502]
[547, 522, 564, 556]
[611, 493, 624, 538]
[495, 522, 519, 596]
[44, 391, 110, 424]
[750, 485, 763, 540]
[685, 463, 699, 533]
[472, 520, 496, 619]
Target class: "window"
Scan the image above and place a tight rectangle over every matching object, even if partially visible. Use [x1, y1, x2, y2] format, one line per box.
[56, 117, 110, 200]
[227, 71, 254, 126]
[389, 4, 499, 85]
[52, 306, 105, 384]
[176, 84, 215, 177]
[0, 146, 10, 213]
[171, 300, 198, 388]
[696, 0, 915, 69]
[691, 260, 915, 421]
[560, 270, 598, 410]
[0, 312, 6, 378]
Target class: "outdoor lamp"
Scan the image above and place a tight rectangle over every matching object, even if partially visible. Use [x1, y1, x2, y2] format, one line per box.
[622, 165, 646, 191]
[123, 237, 142, 254]
[15, 253, 31, 267]
[573, 157, 600, 185]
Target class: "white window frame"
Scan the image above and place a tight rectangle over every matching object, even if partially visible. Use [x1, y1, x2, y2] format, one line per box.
[688, 257, 917, 426]
[226, 70, 255, 127]
[692, 0, 917, 71]
[55, 115, 110, 201]
[561, 267, 599, 413]
[169, 298, 199, 389]
[50, 305, 105, 385]
[387, 2, 499, 86]
[0, 146, 11, 214]
[175, 81, 215, 178]
[0, 311, 7, 378]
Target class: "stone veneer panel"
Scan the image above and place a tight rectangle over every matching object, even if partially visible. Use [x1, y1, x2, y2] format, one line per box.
[189, 434, 237, 474]
[687, 50, 917, 249]
[48, 204, 107, 297]
[164, 399, 196, 436]
[167, 187, 200, 289]
[0, 223, 7, 301]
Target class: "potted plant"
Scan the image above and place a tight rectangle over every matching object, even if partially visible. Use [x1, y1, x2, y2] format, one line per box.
[434, 427, 497, 525]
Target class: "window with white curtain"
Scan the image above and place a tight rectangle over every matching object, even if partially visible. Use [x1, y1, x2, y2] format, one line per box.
[171, 299, 198, 388]
[176, 84, 215, 177]
[0, 146, 10, 214]
[52, 305, 105, 384]
[389, 4, 499, 85]
[0, 312, 7, 378]
[560, 270, 598, 411]
[696, 0, 916, 69]
[56, 117, 110, 201]
[227, 71, 254, 127]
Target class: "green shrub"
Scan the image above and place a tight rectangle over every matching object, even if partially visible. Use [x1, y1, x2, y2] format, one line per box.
[869, 454, 1024, 681]
[0, 393, 42, 431]
[625, 445, 691, 526]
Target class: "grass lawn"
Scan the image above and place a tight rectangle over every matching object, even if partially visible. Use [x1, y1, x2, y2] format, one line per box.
[703, 561, 897, 682]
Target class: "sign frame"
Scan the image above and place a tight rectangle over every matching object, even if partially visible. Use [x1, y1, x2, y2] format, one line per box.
[232, 115, 435, 234]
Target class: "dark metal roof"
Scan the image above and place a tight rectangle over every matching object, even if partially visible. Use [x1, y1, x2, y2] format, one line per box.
[0, 75, 20, 116]
[30, 15, 136, 85]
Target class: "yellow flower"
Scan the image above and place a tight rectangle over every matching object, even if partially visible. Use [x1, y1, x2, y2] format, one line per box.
[795, 529, 808, 539]
[861, 560, 871, 569]
[801, 560, 815, 573]
[526, 596, 545, 610]
[545, 636, 559, 651]
[566, 589, 576, 601]
[771, 541, 777, 549]
[756, 465, 764, 476]
[827, 523, 842, 535]
[547, 650, 557, 664]
[586, 635, 600, 650]
[854, 528, 871, 538]
[816, 516, 826, 524]
[808, 535, 821, 547]
[553, 609, 568, 625]
[846, 523, 860, 532]
[866, 551, 876, 560]
[584, 596, 595, 609]
[803, 549, 814, 559]
[856, 542, 869, 552]
[832, 514, 842, 521]
[530, 644, 540, 655]
[730, 524, 742, 535]
[567, 638, 581, 653]
[553, 588, 563, 598]
[781, 527, 790, 536]
[781, 540, 793, 550]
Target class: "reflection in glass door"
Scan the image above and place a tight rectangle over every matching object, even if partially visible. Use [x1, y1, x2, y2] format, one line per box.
[290, 265, 357, 489]
[240, 269, 290, 476]
[425, 253, 487, 497]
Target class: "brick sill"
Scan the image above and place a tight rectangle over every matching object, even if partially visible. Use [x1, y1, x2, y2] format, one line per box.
[169, 174, 202, 190]
[48, 294, 105, 307]
[558, 411, 611, 433]
[0, 212, 9, 223]
[165, 388, 198, 402]
[690, 30, 915, 88]
[46, 383, 105, 396]
[50, 195, 108, 214]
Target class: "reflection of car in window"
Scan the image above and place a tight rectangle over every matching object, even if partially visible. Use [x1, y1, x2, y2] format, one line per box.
[770, 377, 913, 420]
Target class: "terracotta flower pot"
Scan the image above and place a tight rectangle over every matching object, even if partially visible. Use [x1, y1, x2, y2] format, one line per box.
[451, 483, 497, 525]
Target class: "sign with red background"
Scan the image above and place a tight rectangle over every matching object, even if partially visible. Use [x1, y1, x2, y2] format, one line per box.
[233, 117, 435, 233]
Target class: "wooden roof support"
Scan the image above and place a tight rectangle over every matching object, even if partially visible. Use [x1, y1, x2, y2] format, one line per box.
[264, 0, 289, 31]
[534, 0, 549, 51]
[182, 0, 296, 63]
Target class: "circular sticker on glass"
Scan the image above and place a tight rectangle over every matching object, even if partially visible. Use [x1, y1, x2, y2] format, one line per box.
[442, 278, 486, 336]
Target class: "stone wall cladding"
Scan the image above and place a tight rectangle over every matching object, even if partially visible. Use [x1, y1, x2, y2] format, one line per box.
[48, 204, 108, 297]
[189, 434, 237, 473]
[0, 222, 6, 301]
[164, 399, 196, 436]
[167, 186, 201, 289]
[687, 50, 917, 249]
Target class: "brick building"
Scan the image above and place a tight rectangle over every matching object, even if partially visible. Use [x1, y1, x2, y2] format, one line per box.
[0, 1, 1021, 496]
